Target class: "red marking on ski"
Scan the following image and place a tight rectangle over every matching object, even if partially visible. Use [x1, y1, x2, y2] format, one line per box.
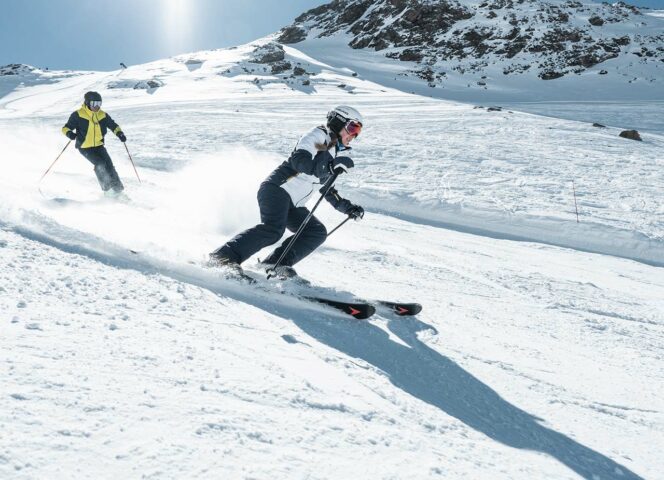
[349, 307, 362, 317]
[397, 307, 409, 314]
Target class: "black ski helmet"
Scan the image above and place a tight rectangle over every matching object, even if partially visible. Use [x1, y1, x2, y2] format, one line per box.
[84, 91, 102, 107]
[327, 105, 363, 135]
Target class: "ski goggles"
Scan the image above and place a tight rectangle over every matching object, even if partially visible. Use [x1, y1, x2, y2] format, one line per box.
[88, 100, 102, 108]
[344, 120, 362, 138]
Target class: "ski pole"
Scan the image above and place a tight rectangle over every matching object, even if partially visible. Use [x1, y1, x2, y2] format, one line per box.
[39, 140, 71, 182]
[266, 168, 343, 279]
[327, 216, 352, 238]
[123, 143, 142, 184]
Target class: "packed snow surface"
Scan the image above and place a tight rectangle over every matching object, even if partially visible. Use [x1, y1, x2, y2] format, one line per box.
[1, 37, 663, 479]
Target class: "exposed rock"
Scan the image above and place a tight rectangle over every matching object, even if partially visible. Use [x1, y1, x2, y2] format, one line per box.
[338, 0, 371, 24]
[502, 63, 530, 74]
[270, 61, 292, 74]
[613, 36, 631, 46]
[539, 70, 565, 80]
[416, 67, 435, 82]
[134, 79, 163, 90]
[109, 78, 164, 90]
[278, 26, 307, 44]
[619, 130, 642, 141]
[398, 48, 424, 62]
[0, 64, 36, 76]
[570, 51, 618, 69]
[592, 123, 606, 128]
[293, 66, 307, 76]
[250, 43, 285, 64]
[588, 15, 604, 26]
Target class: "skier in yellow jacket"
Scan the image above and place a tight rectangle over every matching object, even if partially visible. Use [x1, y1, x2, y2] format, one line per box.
[62, 91, 127, 195]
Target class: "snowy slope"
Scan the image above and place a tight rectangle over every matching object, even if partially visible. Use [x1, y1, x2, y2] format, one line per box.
[1, 40, 662, 265]
[1, 32, 663, 480]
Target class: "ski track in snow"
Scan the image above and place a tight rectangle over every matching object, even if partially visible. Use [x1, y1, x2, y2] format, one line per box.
[1, 38, 663, 479]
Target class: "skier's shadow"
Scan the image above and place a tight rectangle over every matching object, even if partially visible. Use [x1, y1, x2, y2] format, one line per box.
[289, 314, 642, 480]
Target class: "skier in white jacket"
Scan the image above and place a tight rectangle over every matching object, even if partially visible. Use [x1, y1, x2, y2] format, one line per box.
[210, 106, 365, 278]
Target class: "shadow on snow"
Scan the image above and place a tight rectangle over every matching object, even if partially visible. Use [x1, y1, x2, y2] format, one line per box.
[289, 314, 642, 480]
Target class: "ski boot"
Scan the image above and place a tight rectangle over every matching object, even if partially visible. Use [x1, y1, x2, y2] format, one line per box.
[104, 189, 131, 203]
[262, 263, 310, 285]
[208, 254, 255, 284]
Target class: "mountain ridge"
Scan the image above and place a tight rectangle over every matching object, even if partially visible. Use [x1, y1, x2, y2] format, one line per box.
[278, 0, 663, 90]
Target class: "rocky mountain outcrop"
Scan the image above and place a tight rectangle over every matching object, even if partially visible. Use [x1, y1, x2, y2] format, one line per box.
[277, 0, 663, 84]
[217, 42, 331, 92]
[0, 64, 38, 76]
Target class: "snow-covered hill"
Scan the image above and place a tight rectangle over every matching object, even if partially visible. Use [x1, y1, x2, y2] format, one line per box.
[1, 9, 663, 480]
[278, 0, 664, 101]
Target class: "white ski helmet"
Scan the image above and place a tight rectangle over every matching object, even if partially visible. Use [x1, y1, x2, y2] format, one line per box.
[327, 105, 364, 134]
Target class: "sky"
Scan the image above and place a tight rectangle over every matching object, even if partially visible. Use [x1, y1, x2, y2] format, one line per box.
[0, 0, 327, 71]
[1, 0, 662, 72]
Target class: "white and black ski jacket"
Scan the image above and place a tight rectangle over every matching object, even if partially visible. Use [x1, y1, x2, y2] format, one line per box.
[265, 126, 353, 212]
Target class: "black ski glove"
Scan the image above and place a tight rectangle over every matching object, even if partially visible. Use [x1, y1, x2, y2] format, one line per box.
[346, 204, 364, 221]
[328, 156, 354, 175]
[65, 131, 76, 140]
[117, 132, 127, 142]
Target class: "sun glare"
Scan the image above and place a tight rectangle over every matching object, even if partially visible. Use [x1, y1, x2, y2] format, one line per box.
[162, 0, 193, 53]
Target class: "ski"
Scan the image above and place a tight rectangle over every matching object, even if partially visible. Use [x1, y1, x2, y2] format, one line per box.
[376, 301, 423, 316]
[204, 262, 416, 320]
[261, 273, 418, 319]
[203, 262, 373, 318]
[304, 296, 376, 320]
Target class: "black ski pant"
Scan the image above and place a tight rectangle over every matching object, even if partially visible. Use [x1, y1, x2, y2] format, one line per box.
[212, 182, 327, 266]
[78, 146, 124, 193]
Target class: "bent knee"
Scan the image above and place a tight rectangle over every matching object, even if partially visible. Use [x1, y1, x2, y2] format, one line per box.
[260, 223, 286, 242]
[308, 221, 327, 243]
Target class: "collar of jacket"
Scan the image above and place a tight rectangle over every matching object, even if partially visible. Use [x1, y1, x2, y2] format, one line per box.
[78, 103, 105, 120]
[336, 140, 352, 153]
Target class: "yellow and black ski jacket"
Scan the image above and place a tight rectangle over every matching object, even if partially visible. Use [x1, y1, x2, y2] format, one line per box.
[62, 104, 123, 149]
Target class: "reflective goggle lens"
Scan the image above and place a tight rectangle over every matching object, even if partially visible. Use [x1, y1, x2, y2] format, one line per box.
[89, 100, 102, 108]
[345, 120, 362, 137]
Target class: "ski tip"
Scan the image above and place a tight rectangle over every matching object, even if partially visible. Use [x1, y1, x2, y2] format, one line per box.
[305, 296, 376, 320]
[379, 302, 423, 316]
[399, 303, 422, 316]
